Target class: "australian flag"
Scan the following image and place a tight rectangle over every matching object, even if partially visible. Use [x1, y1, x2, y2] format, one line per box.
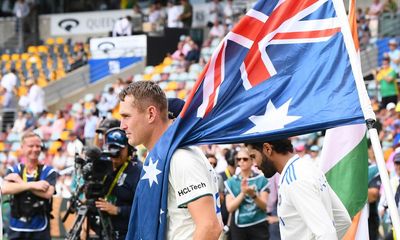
[126, 0, 368, 239]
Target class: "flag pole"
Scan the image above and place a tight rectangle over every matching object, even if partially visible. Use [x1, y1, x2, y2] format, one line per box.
[333, 0, 400, 238]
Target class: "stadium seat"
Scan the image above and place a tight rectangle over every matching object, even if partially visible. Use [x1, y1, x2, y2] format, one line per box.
[27, 46, 38, 54]
[144, 66, 154, 74]
[188, 72, 198, 81]
[1, 54, 10, 61]
[169, 73, 179, 81]
[165, 91, 177, 98]
[166, 81, 178, 91]
[56, 37, 64, 45]
[142, 74, 152, 81]
[153, 65, 164, 74]
[11, 53, 20, 61]
[134, 74, 143, 81]
[38, 45, 48, 53]
[21, 53, 30, 60]
[177, 90, 187, 99]
[151, 73, 161, 81]
[45, 38, 55, 45]
[177, 72, 189, 82]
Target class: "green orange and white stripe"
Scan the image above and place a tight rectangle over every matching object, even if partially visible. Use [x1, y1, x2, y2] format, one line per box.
[320, 123, 369, 239]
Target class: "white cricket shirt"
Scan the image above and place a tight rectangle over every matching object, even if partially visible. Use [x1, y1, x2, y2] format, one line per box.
[278, 155, 351, 240]
[166, 146, 222, 240]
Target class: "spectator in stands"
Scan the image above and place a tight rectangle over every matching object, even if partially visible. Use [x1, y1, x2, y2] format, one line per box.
[171, 41, 185, 60]
[185, 41, 200, 63]
[208, 0, 223, 27]
[368, 0, 383, 38]
[373, 57, 398, 109]
[13, 0, 29, 18]
[179, 0, 193, 28]
[358, 16, 371, 50]
[385, 39, 400, 76]
[0, 86, 16, 109]
[1, 68, 18, 93]
[293, 144, 305, 158]
[98, 86, 119, 117]
[71, 42, 87, 71]
[309, 145, 321, 167]
[383, 0, 398, 13]
[368, 153, 381, 240]
[218, 147, 236, 234]
[22, 79, 46, 116]
[114, 78, 125, 94]
[66, 131, 84, 168]
[51, 110, 66, 138]
[148, 3, 162, 25]
[182, 35, 193, 55]
[1, 0, 13, 16]
[83, 110, 99, 146]
[175, 53, 187, 73]
[379, 151, 400, 239]
[24, 111, 36, 131]
[11, 111, 27, 134]
[224, 0, 235, 29]
[209, 20, 226, 38]
[112, 16, 133, 37]
[167, 1, 183, 28]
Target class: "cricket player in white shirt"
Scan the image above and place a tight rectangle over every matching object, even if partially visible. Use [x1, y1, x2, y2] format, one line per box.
[246, 139, 351, 240]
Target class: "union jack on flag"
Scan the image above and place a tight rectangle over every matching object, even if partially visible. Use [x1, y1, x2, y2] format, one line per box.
[126, 0, 368, 239]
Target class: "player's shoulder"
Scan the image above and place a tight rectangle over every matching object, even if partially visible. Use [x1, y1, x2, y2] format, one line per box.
[171, 146, 207, 168]
[280, 157, 319, 186]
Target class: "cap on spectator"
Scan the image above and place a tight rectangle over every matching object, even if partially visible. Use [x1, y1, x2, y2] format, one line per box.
[105, 128, 128, 148]
[168, 98, 185, 119]
[394, 152, 400, 163]
[295, 145, 305, 152]
[389, 39, 398, 45]
[387, 102, 396, 111]
[96, 118, 121, 134]
[310, 145, 320, 152]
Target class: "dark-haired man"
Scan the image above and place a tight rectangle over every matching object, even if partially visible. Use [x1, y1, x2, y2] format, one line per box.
[246, 140, 351, 240]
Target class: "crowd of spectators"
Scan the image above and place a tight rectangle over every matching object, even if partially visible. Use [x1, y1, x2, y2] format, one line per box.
[2, 0, 400, 239]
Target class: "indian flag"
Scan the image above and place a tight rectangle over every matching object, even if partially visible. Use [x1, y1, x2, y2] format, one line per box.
[321, 124, 369, 239]
[320, 1, 370, 238]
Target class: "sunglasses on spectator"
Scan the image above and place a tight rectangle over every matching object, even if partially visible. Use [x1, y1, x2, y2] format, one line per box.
[236, 157, 250, 162]
[210, 162, 217, 167]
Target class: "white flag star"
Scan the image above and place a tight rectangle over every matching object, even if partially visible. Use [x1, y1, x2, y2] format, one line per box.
[244, 98, 301, 134]
[141, 157, 162, 187]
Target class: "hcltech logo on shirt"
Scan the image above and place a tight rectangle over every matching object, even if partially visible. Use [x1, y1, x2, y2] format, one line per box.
[178, 182, 207, 196]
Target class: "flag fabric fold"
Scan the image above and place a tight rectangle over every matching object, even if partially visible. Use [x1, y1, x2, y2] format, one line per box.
[127, 0, 368, 239]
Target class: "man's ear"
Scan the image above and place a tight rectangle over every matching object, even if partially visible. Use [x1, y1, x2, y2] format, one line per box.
[147, 105, 157, 123]
[262, 143, 272, 156]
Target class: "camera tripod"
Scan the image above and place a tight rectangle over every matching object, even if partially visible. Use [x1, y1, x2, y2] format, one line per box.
[66, 199, 114, 240]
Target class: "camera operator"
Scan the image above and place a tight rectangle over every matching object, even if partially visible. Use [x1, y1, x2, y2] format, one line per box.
[95, 127, 142, 240]
[3, 131, 56, 240]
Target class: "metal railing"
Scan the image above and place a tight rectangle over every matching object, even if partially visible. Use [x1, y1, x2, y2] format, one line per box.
[379, 12, 400, 38]
[0, 108, 17, 132]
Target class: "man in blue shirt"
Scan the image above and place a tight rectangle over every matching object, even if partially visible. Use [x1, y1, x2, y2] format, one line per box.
[3, 132, 56, 240]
